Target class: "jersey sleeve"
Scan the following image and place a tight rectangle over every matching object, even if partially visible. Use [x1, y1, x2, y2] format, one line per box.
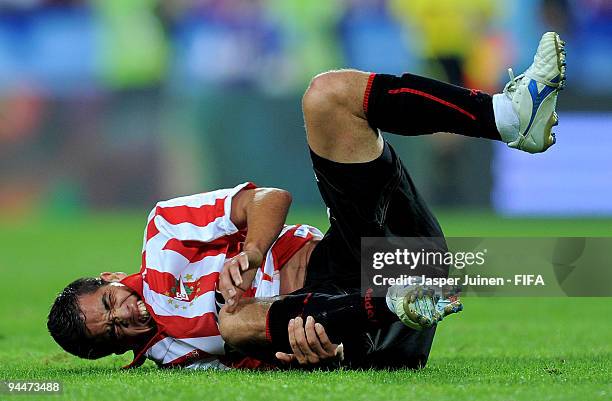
[146, 182, 256, 243]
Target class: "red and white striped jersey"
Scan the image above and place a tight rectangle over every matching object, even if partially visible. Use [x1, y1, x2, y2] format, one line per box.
[120, 182, 322, 370]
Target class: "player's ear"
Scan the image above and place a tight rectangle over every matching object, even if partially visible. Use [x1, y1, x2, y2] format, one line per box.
[99, 272, 128, 283]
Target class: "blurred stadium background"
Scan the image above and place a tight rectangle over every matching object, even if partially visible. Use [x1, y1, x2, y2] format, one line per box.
[0, 0, 611, 219]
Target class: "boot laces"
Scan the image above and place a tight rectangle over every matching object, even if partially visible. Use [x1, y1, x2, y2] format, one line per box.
[503, 68, 525, 95]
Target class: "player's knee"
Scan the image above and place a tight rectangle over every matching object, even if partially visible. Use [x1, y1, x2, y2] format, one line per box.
[302, 70, 350, 118]
[218, 307, 243, 345]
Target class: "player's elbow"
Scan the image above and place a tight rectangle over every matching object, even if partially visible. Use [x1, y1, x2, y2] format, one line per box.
[256, 187, 292, 209]
[272, 188, 292, 207]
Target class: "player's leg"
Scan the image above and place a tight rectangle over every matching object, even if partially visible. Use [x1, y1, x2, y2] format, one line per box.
[219, 290, 459, 366]
[303, 69, 500, 164]
[300, 67, 478, 339]
[290, 31, 566, 368]
[304, 32, 566, 160]
[301, 30, 566, 331]
[219, 292, 386, 365]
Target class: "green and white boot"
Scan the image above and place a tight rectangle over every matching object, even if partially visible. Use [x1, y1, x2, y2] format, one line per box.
[386, 280, 463, 330]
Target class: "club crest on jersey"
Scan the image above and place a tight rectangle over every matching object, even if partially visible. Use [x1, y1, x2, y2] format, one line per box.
[166, 275, 198, 302]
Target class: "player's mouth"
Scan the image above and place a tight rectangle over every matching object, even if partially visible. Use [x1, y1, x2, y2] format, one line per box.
[135, 299, 150, 323]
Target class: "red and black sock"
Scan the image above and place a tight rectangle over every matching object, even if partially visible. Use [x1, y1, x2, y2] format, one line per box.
[266, 291, 397, 354]
[364, 72, 502, 141]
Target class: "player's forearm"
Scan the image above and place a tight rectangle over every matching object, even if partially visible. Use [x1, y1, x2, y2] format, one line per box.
[243, 188, 292, 266]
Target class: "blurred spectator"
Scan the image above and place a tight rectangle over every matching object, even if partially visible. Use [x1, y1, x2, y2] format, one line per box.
[389, 0, 501, 207]
[169, 0, 280, 91]
[92, 0, 168, 89]
[389, 0, 499, 85]
[338, 0, 416, 75]
[262, 0, 344, 92]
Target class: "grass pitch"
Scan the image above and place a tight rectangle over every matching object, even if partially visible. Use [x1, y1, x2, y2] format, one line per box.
[0, 210, 610, 401]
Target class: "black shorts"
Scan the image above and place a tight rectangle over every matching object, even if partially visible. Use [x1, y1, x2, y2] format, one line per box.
[301, 141, 446, 369]
[305, 141, 445, 289]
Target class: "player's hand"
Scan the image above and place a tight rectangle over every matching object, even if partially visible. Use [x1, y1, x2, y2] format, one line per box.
[218, 250, 262, 313]
[275, 316, 344, 366]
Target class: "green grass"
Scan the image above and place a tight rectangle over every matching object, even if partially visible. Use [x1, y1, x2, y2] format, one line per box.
[0, 210, 611, 401]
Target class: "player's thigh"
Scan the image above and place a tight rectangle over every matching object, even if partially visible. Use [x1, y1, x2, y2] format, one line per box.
[310, 141, 402, 237]
[302, 229, 361, 289]
[305, 142, 403, 283]
[307, 141, 445, 281]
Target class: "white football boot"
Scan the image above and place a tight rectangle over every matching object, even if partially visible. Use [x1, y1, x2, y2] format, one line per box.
[502, 32, 567, 153]
[385, 279, 463, 330]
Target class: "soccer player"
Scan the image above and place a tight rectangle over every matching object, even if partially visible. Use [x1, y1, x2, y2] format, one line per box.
[48, 32, 566, 369]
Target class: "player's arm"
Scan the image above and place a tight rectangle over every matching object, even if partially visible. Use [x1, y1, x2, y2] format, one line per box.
[219, 187, 292, 311]
[231, 187, 292, 263]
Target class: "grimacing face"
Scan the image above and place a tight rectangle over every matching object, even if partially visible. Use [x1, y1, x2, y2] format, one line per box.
[78, 272, 155, 354]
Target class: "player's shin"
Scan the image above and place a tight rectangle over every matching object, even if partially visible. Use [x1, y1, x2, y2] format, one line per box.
[266, 292, 397, 355]
[364, 72, 502, 140]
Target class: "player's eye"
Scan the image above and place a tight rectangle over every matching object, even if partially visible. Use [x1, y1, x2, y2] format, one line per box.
[103, 292, 118, 341]
[107, 323, 118, 341]
[103, 292, 111, 311]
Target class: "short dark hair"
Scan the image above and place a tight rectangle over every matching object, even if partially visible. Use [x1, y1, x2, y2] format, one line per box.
[47, 277, 112, 359]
